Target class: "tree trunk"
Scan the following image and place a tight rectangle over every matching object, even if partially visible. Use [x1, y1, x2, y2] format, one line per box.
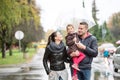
[22, 42, 28, 59]
[23, 52, 29, 59]
[1, 30, 6, 58]
[9, 45, 12, 56]
[22, 42, 27, 53]
[8, 32, 13, 56]
[1, 41, 6, 58]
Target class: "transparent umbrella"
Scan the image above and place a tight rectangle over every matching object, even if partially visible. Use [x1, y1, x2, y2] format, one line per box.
[55, 7, 96, 30]
[78, 18, 96, 29]
[76, 7, 96, 28]
[116, 40, 120, 44]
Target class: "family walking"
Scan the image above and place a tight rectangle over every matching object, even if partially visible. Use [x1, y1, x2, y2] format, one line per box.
[43, 21, 98, 80]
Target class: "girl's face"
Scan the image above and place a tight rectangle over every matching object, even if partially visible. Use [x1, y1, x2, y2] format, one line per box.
[55, 32, 63, 41]
[67, 26, 74, 34]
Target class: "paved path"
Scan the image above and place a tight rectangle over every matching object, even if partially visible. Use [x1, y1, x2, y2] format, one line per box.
[31, 48, 72, 80]
[0, 48, 72, 80]
[0, 48, 116, 80]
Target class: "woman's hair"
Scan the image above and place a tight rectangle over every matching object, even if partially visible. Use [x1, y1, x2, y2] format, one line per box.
[46, 31, 57, 46]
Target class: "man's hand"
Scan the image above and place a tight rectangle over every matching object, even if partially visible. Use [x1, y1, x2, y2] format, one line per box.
[75, 42, 86, 50]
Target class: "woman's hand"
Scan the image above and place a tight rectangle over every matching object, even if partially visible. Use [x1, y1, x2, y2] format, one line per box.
[49, 71, 55, 76]
[49, 71, 56, 79]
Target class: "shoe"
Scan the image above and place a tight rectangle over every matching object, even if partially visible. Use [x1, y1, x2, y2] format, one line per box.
[72, 75, 78, 80]
[72, 64, 80, 71]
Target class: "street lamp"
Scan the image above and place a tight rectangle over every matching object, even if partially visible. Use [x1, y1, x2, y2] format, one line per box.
[102, 27, 107, 41]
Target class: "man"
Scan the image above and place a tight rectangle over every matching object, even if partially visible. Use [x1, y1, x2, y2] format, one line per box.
[70, 22, 98, 80]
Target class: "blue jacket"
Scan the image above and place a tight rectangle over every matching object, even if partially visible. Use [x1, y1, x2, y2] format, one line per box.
[103, 50, 109, 57]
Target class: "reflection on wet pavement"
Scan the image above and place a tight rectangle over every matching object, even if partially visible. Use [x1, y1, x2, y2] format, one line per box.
[1, 48, 120, 80]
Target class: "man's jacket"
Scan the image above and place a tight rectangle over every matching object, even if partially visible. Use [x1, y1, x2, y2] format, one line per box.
[78, 34, 98, 69]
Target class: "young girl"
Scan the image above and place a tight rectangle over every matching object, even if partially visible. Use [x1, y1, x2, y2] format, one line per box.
[65, 24, 85, 80]
[43, 31, 68, 80]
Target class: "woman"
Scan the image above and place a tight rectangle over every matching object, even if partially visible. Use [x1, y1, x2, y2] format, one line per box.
[43, 31, 68, 80]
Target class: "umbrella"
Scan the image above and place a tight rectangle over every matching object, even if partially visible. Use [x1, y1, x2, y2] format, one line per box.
[78, 18, 96, 29]
[74, 7, 96, 29]
[116, 40, 120, 44]
[62, 18, 95, 30]
[55, 7, 96, 30]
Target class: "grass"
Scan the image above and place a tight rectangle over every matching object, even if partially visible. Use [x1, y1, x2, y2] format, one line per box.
[0, 48, 36, 65]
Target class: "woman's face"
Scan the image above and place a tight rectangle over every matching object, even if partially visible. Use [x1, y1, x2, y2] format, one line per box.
[55, 32, 63, 41]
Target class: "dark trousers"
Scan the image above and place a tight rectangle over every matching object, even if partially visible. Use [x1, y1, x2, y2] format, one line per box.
[77, 69, 91, 80]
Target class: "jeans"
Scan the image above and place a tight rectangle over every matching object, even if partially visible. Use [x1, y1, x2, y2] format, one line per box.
[77, 69, 91, 80]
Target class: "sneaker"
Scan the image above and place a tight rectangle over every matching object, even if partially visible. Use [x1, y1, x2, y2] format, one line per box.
[72, 64, 80, 71]
[72, 75, 78, 80]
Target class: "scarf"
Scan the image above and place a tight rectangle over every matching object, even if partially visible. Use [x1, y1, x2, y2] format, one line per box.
[48, 41, 65, 53]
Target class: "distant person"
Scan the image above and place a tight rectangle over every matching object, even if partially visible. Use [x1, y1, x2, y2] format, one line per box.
[103, 49, 109, 58]
[65, 24, 85, 80]
[43, 31, 69, 80]
[103, 49, 110, 66]
[70, 22, 98, 80]
[103, 48, 111, 76]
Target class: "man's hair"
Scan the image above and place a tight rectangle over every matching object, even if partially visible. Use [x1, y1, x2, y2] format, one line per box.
[80, 22, 88, 28]
[66, 24, 74, 30]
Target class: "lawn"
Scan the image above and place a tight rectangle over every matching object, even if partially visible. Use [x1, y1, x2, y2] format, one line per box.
[0, 48, 36, 65]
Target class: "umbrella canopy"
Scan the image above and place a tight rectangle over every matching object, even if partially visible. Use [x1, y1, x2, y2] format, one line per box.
[116, 40, 120, 44]
[55, 7, 96, 30]
[56, 1, 96, 29]
[78, 18, 95, 29]
[75, 7, 96, 29]
[62, 18, 95, 30]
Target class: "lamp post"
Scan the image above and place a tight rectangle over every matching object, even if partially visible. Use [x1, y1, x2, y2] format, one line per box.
[102, 27, 107, 41]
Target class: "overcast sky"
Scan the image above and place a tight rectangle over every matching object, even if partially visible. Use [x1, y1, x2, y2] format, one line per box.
[36, 0, 120, 32]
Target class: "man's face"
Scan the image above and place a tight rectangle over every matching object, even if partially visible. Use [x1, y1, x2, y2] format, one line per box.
[78, 25, 88, 36]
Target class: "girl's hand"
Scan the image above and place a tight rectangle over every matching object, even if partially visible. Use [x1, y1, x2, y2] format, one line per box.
[73, 37, 77, 42]
[75, 42, 86, 50]
[70, 50, 79, 57]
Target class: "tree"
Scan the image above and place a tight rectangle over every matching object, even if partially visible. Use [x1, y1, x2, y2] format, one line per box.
[101, 22, 114, 42]
[90, 0, 101, 42]
[90, 24, 102, 42]
[92, 0, 99, 24]
[0, 0, 21, 58]
[0, 0, 41, 58]
[107, 12, 120, 41]
[13, 19, 44, 53]
[13, 0, 41, 53]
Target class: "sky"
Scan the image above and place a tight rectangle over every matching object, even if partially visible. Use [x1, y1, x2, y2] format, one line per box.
[35, 0, 120, 32]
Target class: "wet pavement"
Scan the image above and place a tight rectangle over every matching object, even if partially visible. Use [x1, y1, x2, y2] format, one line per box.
[0, 48, 120, 80]
[0, 48, 72, 80]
